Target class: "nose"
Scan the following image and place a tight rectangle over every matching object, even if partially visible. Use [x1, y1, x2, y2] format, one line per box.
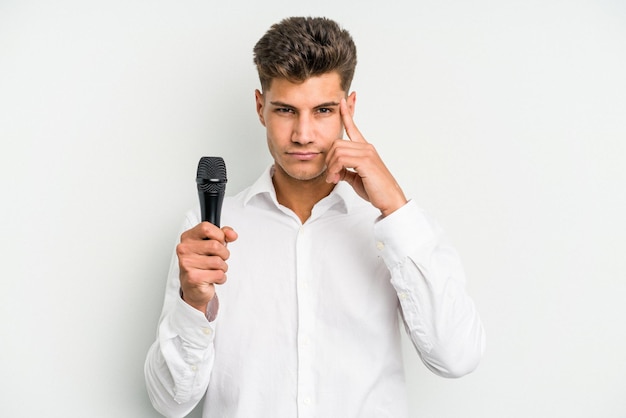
[291, 114, 313, 144]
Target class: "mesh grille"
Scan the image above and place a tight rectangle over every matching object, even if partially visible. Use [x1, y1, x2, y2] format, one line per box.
[196, 156, 227, 193]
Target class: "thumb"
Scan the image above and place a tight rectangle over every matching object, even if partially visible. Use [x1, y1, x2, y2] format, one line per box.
[222, 226, 238, 243]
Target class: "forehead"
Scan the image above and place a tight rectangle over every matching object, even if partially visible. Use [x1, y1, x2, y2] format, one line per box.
[265, 72, 345, 106]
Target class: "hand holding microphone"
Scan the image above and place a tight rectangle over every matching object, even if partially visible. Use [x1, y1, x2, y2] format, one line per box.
[176, 157, 238, 313]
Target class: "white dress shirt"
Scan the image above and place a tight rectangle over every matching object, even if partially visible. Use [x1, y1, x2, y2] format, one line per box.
[145, 166, 485, 418]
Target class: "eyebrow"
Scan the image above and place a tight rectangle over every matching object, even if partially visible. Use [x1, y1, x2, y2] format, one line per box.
[270, 101, 340, 109]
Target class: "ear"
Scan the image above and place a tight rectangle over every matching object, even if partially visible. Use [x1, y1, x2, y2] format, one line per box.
[255, 89, 266, 126]
[346, 91, 356, 117]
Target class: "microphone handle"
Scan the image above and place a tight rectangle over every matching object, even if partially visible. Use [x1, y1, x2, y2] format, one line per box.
[199, 190, 224, 227]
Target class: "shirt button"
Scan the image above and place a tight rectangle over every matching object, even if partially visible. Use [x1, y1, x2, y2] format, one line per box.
[376, 241, 385, 251]
[191, 365, 198, 371]
[202, 327, 212, 335]
[303, 396, 312, 405]
[399, 292, 407, 300]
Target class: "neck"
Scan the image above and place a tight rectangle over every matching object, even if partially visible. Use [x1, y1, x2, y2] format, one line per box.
[272, 167, 335, 223]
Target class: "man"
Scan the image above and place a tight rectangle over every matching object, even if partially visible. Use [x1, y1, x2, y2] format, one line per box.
[145, 16, 485, 418]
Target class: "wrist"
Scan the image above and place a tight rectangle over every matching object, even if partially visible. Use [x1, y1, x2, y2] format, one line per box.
[380, 196, 408, 218]
[180, 287, 217, 320]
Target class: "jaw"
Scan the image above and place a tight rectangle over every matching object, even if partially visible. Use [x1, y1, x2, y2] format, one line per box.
[273, 158, 328, 184]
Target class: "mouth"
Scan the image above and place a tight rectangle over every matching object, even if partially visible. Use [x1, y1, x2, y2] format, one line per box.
[287, 151, 321, 161]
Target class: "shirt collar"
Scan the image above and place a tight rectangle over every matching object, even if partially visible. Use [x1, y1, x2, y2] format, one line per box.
[243, 165, 353, 215]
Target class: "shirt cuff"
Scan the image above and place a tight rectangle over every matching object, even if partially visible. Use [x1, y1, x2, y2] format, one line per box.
[165, 296, 217, 349]
[373, 199, 439, 268]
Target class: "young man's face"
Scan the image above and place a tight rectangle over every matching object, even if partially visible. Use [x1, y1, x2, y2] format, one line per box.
[255, 72, 356, 183]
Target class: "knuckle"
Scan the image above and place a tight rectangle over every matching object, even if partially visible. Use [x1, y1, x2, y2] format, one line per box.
[179, 228, 193, 242]
[214, 273, 228, 285]
[206, 239, 221, 251]
[209, 256, 228, 271]
[176, 242, 189, 257]
[200, 222, 212, 236]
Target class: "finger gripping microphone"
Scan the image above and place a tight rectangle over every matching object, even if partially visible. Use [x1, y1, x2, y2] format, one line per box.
[196, 156, 227, 227]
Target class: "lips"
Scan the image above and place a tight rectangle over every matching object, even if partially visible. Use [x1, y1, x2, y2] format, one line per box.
[287, 151, 320, 161]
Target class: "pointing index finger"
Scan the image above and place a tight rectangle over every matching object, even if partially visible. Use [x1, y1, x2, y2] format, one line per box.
[340, 98, 366, 143]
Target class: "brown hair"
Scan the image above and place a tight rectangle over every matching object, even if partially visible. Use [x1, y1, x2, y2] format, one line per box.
[253, 17, 357, 92]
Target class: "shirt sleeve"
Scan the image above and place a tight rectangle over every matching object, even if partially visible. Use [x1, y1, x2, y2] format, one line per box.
[144, 212, 216, 417]
[374, 200, 486, 378]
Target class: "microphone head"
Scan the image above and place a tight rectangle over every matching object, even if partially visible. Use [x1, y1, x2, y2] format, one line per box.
[196, 156, 227, 194]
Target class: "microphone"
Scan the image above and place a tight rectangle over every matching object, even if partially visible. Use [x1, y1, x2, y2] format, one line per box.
[196, 156, 227, 227]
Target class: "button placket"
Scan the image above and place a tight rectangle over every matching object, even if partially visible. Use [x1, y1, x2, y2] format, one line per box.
[295, 225, 315, 416]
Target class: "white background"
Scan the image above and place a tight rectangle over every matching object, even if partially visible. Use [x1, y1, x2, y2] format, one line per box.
[1, 0, 625, 417]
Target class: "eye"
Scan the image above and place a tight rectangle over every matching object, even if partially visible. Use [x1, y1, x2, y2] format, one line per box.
[275, 107, 295, 114]
[316, 107, 335, 115]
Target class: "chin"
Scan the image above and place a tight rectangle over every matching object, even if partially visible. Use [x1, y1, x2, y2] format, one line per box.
[279, 163, 327, 182]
